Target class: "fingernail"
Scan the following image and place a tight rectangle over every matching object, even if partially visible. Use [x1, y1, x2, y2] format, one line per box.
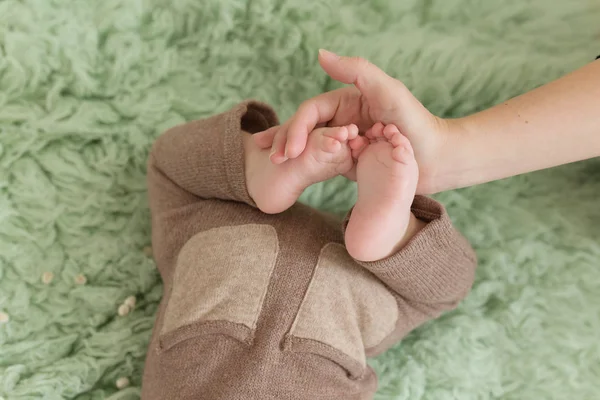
[319, 49, 338, 59]
[270, 148, 276, 157]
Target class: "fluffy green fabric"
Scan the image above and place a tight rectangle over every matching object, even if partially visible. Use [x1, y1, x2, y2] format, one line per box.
[1, 0, 599, 398]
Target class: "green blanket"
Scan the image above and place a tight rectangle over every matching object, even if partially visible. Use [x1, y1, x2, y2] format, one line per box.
[1, 0, 599, 398]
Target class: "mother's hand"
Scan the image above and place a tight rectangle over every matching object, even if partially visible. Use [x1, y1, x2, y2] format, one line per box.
[254, 49, 450, 194]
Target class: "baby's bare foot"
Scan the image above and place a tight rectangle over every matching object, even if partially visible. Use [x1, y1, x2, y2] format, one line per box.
[244, 124, 359, 214]
[345, 123, 424, 262]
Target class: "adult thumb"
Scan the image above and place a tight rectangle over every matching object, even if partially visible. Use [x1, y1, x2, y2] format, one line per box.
[318, 49, 396, 99]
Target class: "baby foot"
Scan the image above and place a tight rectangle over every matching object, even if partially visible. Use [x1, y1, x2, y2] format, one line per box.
[245, 124, 359, 214]
[345, 123, 422, 262]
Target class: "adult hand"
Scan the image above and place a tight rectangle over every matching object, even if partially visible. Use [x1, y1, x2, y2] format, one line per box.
[254, 49, 451, 194]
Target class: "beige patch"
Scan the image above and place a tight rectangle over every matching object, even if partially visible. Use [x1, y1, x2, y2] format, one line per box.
[289, 243, 398, 368]
[161, 224, 278, 336]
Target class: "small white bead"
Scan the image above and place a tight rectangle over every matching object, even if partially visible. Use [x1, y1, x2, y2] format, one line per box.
[124, 295, 136, 308]
[115, 376, 130, 389]
[143, 246, 153, 257]
[0, 311, 9, 324]
[74, 274, 87, 285]
[42, 271, 54, 284]
[118, 304, 131, 317]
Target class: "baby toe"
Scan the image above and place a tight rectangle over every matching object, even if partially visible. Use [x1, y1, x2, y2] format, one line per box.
[392, 144, 415, 165]
[391, 133, 413, 152]
[349, 135, 368, 150]
[321, 136, 342, 153]
[346, 124, 359, 140]
[382, 124, 400, 140]
[323, 126, 348, 142]
[350, 136, 369, 159]
[371, 122, 385, 138]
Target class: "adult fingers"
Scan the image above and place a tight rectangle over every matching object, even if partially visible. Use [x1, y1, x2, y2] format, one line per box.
[284, 89, 347, 159]
[253, 126, 279, 149]
[269, 128, 289, 164]
[318, 50, 397, 101]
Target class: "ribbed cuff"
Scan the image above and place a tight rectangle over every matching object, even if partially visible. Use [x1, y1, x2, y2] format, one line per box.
[344, 196, 477, 303]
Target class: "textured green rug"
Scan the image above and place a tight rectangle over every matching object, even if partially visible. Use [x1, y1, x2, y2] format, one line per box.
[1, 0, 599, 399]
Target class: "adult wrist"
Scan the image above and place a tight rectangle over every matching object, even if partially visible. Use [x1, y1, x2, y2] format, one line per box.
[427, 116, 480, 193]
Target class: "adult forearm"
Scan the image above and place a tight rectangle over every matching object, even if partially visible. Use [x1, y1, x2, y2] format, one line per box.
[438, 60, 600, 191]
